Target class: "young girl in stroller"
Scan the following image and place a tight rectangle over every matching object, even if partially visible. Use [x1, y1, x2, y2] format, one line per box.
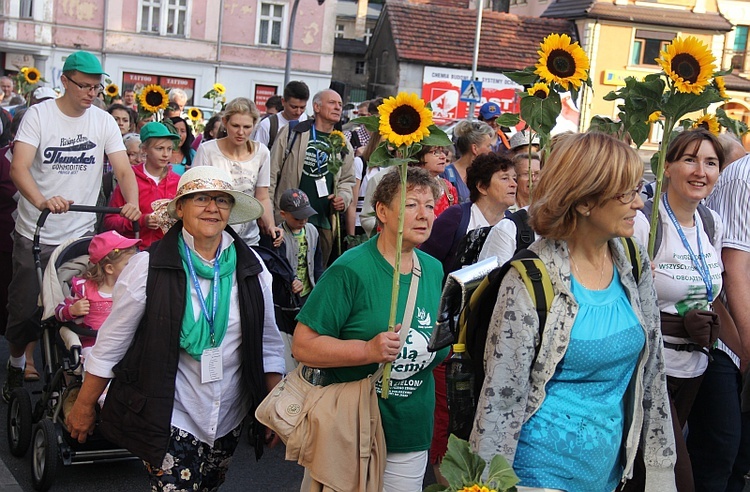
[55, 230, 140, 362]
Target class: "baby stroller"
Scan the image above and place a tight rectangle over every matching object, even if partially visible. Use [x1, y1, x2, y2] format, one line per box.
[5, 205, 137, 491]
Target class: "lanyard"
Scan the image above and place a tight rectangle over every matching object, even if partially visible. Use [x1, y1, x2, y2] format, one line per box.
[310, 124, 325, 174]
[662, 194, 714, 302]
[183, 240, 221, 346]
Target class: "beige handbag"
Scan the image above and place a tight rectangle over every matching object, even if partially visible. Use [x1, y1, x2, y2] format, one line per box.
[255, 253, 421, 444]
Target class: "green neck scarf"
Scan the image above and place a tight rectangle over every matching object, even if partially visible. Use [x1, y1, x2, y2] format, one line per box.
[178, 234, 237, 360]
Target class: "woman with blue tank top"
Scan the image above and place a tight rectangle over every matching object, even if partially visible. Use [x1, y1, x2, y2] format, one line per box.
[471, 132, 677, 492]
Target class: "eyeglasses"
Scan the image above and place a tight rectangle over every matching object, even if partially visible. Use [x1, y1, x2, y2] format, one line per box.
[613, 181, 645, 205]
[517, 172, 540, 180]
[189, 193, 234, 210]
[64, 75, 104, 95]
[428, 148, 447, 157]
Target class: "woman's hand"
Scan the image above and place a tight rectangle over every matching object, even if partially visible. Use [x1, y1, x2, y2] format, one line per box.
[365, 324, 402, 363]
[145, 213, 160, 230]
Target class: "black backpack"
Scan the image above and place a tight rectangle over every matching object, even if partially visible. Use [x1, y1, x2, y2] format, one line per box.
[250, 245, 301, 335]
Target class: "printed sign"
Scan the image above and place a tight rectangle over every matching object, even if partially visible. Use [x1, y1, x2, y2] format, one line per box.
[254, 84, 278, 114]
[460, 79, 482, 103]
[122, 72, 195, 105]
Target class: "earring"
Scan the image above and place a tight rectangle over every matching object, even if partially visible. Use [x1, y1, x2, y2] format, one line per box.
[585, 211, 590, 216]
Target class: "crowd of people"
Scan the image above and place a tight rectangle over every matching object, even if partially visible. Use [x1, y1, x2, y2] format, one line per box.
[1, 49, 749, 492]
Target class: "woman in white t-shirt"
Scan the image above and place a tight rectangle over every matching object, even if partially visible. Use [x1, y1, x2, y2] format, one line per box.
[193, 97, 282, 246]
[632, 128, 724, 492]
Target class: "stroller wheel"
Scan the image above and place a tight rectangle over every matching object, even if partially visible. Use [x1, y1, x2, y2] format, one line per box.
[31, 419, 60, 491]
[7, 388, 33, 457]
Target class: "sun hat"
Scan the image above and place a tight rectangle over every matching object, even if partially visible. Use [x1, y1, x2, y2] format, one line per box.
[89, 231, 141, 264]
[62, 51, 109, 76]
[279, 188, 317, 220]
[140, 122, 180, 143]
[33, 87, 57, 101]
[509, 131, 541, 151]
[167, 166, 264, 225]
[479, 102, 502, 121]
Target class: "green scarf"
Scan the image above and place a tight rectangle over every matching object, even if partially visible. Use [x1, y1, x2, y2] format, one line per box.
[178, 235, 237, 360]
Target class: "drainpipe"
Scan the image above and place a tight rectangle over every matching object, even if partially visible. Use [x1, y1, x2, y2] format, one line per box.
[215, 0, 224, 83]
[284, 0, 302, 87]
[467, 2, 483, 120]
[102, 0, 109, 67]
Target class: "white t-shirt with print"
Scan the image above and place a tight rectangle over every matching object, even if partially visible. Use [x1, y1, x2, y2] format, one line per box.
[14, 100, 125, 245]
[193, 139, 270, 246]
[634, 202, 723, 378]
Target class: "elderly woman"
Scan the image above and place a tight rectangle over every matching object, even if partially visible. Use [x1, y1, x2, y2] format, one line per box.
[442, 120, 496, 203]
[193, 97, 282, 246]
[292, 166, 450, 491]
[633, 128, 724, 492]
[511, 152, 541, 211]
[420, 152, 517, 275]
[471, 132, 676, 491]
[66, 166, 285, 491]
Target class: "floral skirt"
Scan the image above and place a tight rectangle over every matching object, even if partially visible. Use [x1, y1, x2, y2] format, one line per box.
[143, 424, 242, 492]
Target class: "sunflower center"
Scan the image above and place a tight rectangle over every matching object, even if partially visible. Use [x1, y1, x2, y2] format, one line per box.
[671, 54, 700, 84]
[28, 72, 38, 82]
[389, 105, 422, 136]
[532, 89, 548, 99]
[145, 91, 164, 107]
[547, 49, 577, 78]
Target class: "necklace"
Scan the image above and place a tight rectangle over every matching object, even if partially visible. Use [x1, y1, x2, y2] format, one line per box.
[569, 246, 609, 290]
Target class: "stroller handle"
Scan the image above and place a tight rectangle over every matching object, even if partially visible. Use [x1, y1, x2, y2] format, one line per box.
[35, 205, 140, 240]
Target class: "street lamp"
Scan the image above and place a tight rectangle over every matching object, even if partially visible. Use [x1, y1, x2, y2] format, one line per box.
[284, 0, 326, 87]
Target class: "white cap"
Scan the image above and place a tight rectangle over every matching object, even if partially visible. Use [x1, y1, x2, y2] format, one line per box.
[33, 87, 57, 101]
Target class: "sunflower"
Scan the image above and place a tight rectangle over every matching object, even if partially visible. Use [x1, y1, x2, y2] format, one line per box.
[24, 67, 41, 84]
[105, 83, 119, 97]
[694, 114, 720, 135]
[187, 107, 203, 122]
[527, 83, 550, 99]
[656, 36, 715, 95]
[329, 129, 347, 149]
[139, 84, 169, 113]
[378, 92, 433, 147]
[19, 67, 29, 74]
[714, 76, 728, 99]
[213, 83, 226, 95]
[648, 111, 662, 123]
[534, 33, 590, 90]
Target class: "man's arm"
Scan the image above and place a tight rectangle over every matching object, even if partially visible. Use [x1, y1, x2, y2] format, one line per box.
[722, 247, 750, 358]
[109, 150, 141, 221]
[10, 141, 73, 213]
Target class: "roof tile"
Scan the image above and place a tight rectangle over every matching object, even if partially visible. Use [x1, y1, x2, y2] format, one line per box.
[385, 0, 577, 71]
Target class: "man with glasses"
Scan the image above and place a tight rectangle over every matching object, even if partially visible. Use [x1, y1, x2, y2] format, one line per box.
[3, 50, 140, 401]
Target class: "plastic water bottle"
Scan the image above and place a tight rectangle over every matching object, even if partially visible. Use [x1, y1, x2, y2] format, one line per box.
[446, 343, 475, 441]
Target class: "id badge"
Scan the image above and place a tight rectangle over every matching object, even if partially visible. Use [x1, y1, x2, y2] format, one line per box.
[201, 347, 223, 383]
[315, 177, 329, 198]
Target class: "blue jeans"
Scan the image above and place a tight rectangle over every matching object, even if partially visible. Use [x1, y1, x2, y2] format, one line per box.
[687, 349, 742, 492]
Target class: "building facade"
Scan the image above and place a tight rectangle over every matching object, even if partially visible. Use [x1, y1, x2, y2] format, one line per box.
[0, 0, 338, 110]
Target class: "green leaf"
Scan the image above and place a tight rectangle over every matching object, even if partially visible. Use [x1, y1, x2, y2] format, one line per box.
[439, 435, 486, 489]
[502, 69, 540, 86]
[662, 87, 724, 121]
[650, 152, 660, 175]
[519, 90, 561, 136]
[717, 107, 749, 136]
[714, 68, 733, 77]
[588, 116, 624, 137]
[422, 485, 449, 492]
[367, 143, 414, 168]
[628, 121, 650, 149]
[486, 454, 520, 492]
[496, 113, 521, 127]
[422, 125, 453, 147]
[349, 115, 380, 133]
[678, 118, 694, 131]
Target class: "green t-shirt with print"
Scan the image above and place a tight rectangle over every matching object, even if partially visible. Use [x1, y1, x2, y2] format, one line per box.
[296, 235, 449, 453]
[298, 130, 334, 230]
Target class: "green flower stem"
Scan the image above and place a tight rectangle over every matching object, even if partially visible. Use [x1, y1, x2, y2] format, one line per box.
[381, 157, 408, 399]
[527, 129, 535, 200]
[647, 114, 675, 258]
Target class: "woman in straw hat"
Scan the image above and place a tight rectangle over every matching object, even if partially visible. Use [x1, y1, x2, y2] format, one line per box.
[66, 166, 285, 491]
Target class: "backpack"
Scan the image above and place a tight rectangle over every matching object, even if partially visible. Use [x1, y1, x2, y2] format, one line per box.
[448, 226, 493, 273]
[250, 244, 301, 335]
[642, 198, 716, 256]
[266, 113, 280, 150]
[507, 208, 535, 252]
[458, 237, 642, 405]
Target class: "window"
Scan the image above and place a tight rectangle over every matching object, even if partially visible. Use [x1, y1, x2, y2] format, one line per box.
[631, 30, 674, 66]
[335, 24, 345, 39]
[258, 2, 285, 47]
[355, 61, 365, 75]
[139, 0, 189, 37]
[732, 26, 748, 70]
[363, 27, 373, 45]
[20, 0, 33, 18]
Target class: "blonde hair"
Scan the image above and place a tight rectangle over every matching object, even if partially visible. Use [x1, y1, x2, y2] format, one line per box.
[84, 246, 138, 285]
[223, 97, 260, 126]
[529, 132, 643, 240]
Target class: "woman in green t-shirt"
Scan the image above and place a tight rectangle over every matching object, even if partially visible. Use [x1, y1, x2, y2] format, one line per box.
[293, 166, 450, 491]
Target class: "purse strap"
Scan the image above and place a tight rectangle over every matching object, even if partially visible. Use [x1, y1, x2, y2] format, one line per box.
[372, 251, 421, 382]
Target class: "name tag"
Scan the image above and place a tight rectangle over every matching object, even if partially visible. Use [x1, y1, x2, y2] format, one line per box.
[315, 177, 329, 198]
[201, 347, 223, 383]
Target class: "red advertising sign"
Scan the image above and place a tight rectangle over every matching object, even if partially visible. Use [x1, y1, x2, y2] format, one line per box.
[122, 72, 195, 105]
[254, 85, 278, 114]
[422, 66, 522, 125]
